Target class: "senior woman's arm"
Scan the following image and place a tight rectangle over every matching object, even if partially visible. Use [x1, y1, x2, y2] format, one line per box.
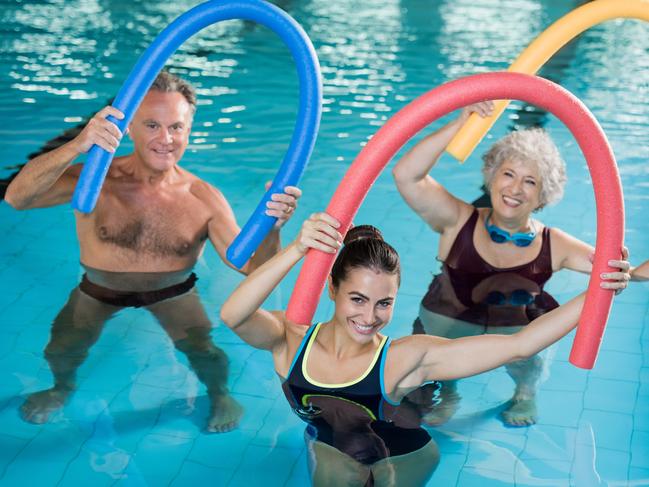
[551, 227, 630, 291]
[392, 102, 493, 234]
[631, 260, 649, 281]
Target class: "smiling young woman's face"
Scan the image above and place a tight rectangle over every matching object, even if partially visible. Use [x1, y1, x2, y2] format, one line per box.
[329, 266, 399, 344]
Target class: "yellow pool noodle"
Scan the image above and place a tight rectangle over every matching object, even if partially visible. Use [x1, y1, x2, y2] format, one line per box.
[446, 0, 649, 162]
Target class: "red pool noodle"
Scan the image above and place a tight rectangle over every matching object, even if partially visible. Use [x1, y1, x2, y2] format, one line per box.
[285, 72, 624, 370]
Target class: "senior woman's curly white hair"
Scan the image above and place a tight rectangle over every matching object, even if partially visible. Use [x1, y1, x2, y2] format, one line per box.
[481, 128, 567, 210]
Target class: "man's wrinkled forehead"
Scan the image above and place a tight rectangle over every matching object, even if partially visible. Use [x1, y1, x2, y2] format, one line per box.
[133, 91, 194, 123]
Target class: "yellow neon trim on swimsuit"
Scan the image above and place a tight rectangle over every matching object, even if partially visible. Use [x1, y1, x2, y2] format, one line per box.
[301, 394, 377, 421]
[302, 322, 388, 389]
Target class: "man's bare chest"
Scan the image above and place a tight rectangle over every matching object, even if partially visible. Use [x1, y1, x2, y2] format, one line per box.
[89, 196, 209, 258]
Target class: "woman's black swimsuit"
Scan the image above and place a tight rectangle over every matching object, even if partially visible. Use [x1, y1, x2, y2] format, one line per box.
[282, 323, 431, 465]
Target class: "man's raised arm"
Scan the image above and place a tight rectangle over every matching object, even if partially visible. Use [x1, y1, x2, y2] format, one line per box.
[5, 106, 124, 210]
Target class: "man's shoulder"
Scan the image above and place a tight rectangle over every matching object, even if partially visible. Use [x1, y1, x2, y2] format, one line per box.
[186, 173, 218, 194]
[186, 175, 228, 208]
[175, 165, 210, 186]
[105, 156, 135, 180]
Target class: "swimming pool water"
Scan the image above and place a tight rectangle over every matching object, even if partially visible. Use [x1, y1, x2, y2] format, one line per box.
[0, 0, 648, 485]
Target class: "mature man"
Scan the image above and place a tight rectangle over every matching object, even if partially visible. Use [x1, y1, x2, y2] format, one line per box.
[5, 71, 301, 432]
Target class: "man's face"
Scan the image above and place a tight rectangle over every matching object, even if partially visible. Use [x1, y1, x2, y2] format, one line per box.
[128, 90, 193, 173]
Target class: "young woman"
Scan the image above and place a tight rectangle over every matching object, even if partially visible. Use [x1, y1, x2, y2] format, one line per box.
[219, 213, 609, 483]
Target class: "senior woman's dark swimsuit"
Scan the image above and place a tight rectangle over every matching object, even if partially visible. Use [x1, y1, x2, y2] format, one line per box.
[421, 208, 558, 327]
[282, 323, 432, 465]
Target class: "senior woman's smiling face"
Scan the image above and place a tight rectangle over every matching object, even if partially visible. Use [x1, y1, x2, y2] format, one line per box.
[489, 159, 542, 219]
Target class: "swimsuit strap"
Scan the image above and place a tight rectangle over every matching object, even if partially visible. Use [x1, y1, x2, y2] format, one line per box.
[379, 337, 400, 406]
[443, 208, 480, 266]
[285, 322, 320, 381]
[302, 326, 388, 389]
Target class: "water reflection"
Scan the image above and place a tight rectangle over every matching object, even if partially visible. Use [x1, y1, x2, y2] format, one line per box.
[19, 269, 240, 433]
[410, 266, 558, 427]
[283, 380, 440, 486]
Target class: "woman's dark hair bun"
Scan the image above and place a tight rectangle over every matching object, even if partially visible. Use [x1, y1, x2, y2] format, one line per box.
[343, 224, 383, 245]
[331, 224, 400, 288]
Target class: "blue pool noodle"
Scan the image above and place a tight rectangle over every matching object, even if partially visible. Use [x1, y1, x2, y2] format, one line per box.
[71, 0, 322, 268]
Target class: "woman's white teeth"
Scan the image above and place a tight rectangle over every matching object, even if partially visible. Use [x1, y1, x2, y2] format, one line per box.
[352, 321, 373, 332]
[503, 195, 521, 206]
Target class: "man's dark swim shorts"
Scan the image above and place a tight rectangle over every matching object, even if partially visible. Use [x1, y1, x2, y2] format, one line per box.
[79, 273, 198, 308]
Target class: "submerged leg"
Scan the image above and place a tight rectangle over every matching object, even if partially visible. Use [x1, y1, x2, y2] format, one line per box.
[501, 354, 543, 426]
[371, 440, 440, 487]
[175, 328, 243, 433]
[21, 287, 116, 423]
[150, 289, 243, 433]
[305, 434, 371, 487]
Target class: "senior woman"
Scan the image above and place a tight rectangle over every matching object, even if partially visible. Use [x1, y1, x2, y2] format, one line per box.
[392, 102, 630, 426]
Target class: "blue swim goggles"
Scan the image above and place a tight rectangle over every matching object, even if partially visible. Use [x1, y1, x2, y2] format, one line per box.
[484, 211, 537, 247]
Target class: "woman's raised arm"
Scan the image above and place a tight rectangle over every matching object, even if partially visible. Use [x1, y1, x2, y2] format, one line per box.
[392, 102, 493, 233]
[387, 293, 585, 399]
[219, 213, 342, 351]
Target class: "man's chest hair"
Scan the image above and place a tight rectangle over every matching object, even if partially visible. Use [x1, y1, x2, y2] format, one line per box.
[93, 206, 207, 257]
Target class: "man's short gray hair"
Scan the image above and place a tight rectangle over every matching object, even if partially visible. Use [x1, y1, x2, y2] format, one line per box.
[150, 71, 197, 114]
[481, 128, 567, 209]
